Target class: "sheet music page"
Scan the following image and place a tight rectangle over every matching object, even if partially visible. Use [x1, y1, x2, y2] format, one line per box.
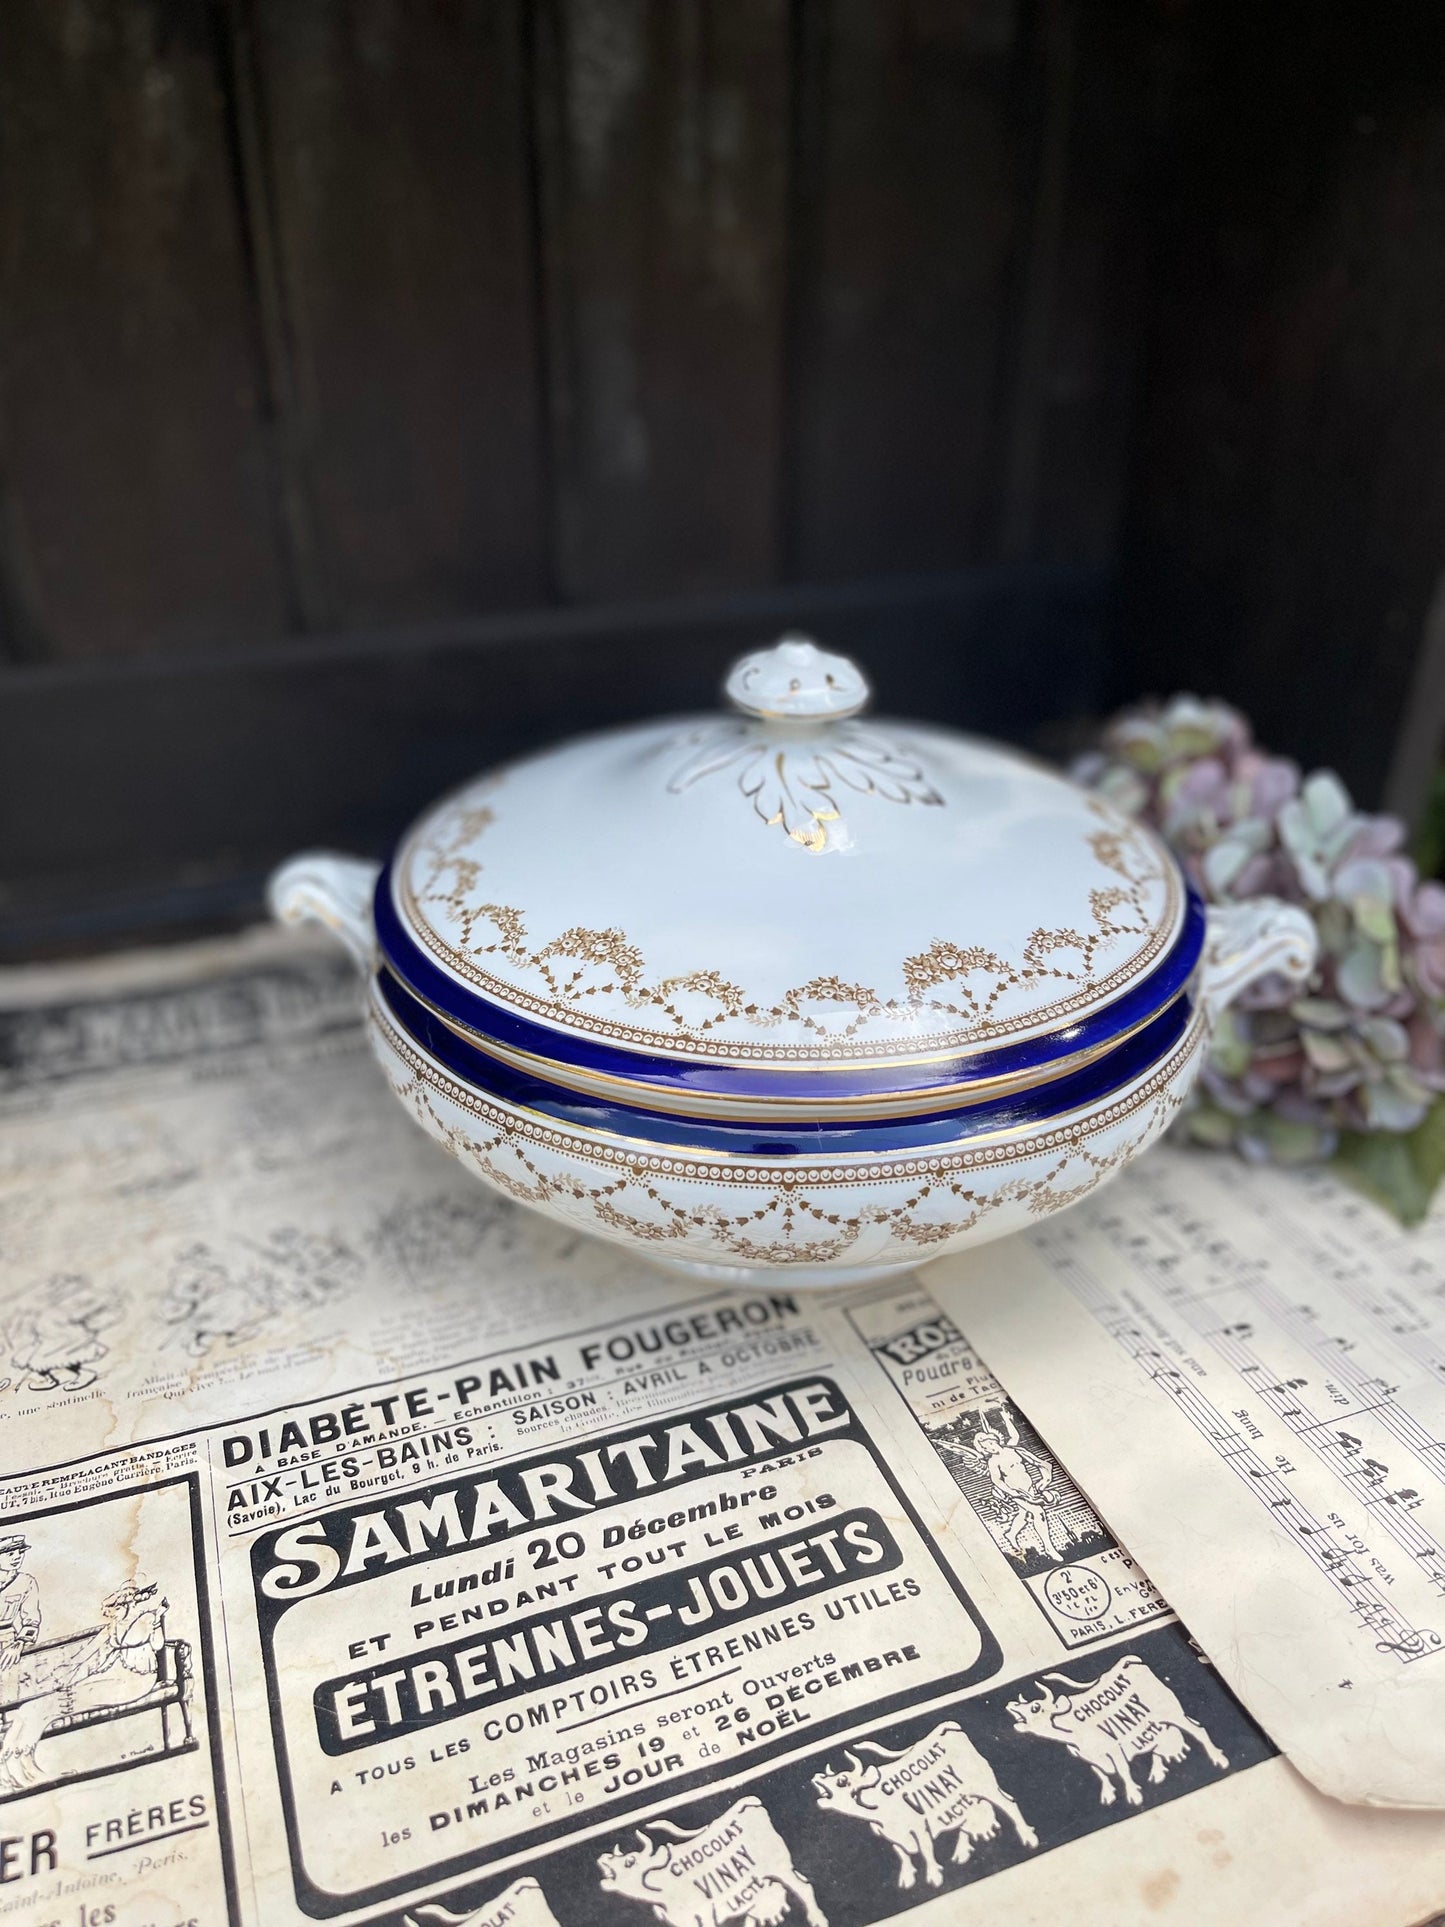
[0, 930, 1443, 1926]
[932, 1143, 1445, 1811]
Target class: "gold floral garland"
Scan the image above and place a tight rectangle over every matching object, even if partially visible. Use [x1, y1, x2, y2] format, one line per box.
[372, 991, 1199, 1267]
[398, 792, 1179, 1064]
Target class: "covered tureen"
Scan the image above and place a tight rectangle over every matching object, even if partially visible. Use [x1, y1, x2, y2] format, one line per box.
[270, 637, 1316, 1288]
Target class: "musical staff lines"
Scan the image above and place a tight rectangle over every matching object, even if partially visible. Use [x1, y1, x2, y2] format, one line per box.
[1106, 1169, 1445, 1473]
[1217, 1326, 1445, 1602]
[1233, 1168, 1445, 1388]
[1081, 1198, 1445, 1603]
[1034, 1210, 1444, 1664]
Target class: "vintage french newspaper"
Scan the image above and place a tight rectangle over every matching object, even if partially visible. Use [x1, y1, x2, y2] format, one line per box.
[934, 1145, 1445, 1812]
[0, 929, 1441, 1927]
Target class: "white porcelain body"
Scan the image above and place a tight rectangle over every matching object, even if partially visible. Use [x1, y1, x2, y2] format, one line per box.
[269, 639, 1320, 1290]
[268, 855, 1316, 1289]
[363, 958, 1213, 1288]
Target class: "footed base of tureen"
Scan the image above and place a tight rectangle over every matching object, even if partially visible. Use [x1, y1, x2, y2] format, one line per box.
[644, 1253, 919, 1293]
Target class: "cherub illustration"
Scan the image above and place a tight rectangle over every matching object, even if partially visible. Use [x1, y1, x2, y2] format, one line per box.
[951, 1406, 1086, 1560]
[0, 1275, 123, 1395]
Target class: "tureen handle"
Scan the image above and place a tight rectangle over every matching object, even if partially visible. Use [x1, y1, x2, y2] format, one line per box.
[1198, 898, 1318, 1026]
[266, 851, 380, 972]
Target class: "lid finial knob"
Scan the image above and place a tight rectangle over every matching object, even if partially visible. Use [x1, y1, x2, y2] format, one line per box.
[725, 634, 870, 722]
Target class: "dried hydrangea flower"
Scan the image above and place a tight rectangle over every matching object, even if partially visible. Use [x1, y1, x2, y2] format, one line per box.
[1076, 694, 1445, 1166]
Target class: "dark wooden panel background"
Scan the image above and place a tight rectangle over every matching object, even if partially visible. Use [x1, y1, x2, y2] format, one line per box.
[2, 0, 1443, 954]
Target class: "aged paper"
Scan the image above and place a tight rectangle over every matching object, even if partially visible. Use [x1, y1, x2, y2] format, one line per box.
[935, 1145, 1445, 1811]
[0, 929, 1441, 1926]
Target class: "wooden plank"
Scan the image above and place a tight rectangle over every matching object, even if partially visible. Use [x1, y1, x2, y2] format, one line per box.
[1384, 570, 1445, 832]
[242, 0, 548, 627]
[996, 0, 1149, 566]
[0, 0, 293, 659]
[1117, 1, 1445, 805]
[535, 0, 791, 600]
[786, 0, 1031, 576]
[0, 566, 1107, 956]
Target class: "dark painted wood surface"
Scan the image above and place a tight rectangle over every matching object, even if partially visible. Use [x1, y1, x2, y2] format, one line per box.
[0, 0, 293, 660]
[1, 0, 1442, 949]
[786, 0, 1029, 575]
[536, 0, 792, 599]
[1117, 2, 1445, 805]
[241, 0, 548, 627]
[0, 567, 1105, 956]
[1014, 0, 1147, 567]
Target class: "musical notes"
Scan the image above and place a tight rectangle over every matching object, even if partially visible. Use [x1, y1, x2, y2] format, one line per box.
[1046, 1152, 1445, 1658]
[956, 1141, 1445, 1800]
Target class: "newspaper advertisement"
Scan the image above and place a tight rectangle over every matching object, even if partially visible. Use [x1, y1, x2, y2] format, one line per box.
[1, 929, 1443, 1927]
[934, 1144, 1445, 1811]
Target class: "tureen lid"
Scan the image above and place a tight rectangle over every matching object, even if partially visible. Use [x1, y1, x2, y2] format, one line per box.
[377, 638, 1196, 1092]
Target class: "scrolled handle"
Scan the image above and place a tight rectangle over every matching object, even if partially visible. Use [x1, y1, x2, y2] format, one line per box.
[266, 852, 380, 972]
[1199, 897, 1318, 1026]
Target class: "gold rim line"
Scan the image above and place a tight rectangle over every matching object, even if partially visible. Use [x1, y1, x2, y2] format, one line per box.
[370, 986, 1205, 1166]
[393, 816, 1185, 1066]
[392, 968, 1189, 1121]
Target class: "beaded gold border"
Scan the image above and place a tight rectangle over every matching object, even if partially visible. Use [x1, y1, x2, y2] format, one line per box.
[408, 972, 1179, 1119]
[370, 985, 1205, 1189]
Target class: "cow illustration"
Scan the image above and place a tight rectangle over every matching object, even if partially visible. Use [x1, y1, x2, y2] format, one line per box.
[403, 1875, 558, 1927]
[1006, 1655, 1230, 1807]
[812, 1721, 1036, 1889]
[597, 1796, 826, 1927]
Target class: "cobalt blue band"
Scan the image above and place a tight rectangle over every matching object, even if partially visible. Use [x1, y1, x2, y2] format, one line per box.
[373, 862, 1206, 1106]
[378, 965, 1194, 1159]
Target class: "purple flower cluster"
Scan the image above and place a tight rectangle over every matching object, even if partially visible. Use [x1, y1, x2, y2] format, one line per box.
[1075, 696, 1445, 1162]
